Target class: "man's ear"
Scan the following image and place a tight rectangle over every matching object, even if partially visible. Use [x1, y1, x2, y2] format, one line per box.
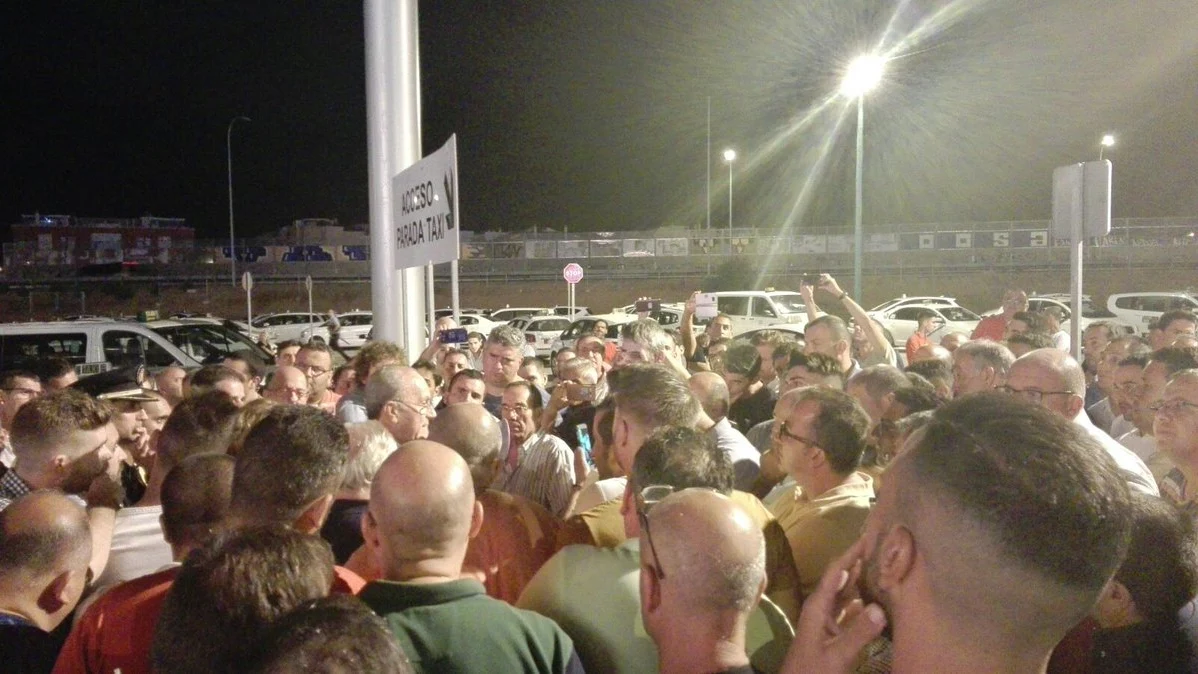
[293, 493, 336, 535]
[875, 525, 916, 593]
[1064, 394, 1085, 419]
[39, 569, 75, 615]
[640, 563, 663, 615]
[468, 500, 484, 541]
[1093, 579, 1137, 627]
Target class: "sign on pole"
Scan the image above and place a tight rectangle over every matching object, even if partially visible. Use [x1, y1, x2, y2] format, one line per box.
[1052, 159, 1112, 363]
[305, 275, 314, 320]
[391, 135, 460, 270]
[563, 263, 584, 284]
[241, 271, 253, 327]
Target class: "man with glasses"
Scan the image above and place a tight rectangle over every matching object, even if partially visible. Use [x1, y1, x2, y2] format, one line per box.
[0, 370, 42, 469]
[262, 365, 309, 405]
[768, 387, 874, 599]
[492, 380, 576, 518]
[364, 365, 436, 444]
[1127, 348, 1198, 485]
[1001, 348, 1158, 495]
[1155, 369, 1198, 511]
[640, 489, 767, 674]
[295, 341, 339, 414]
[1086, 336, 1150, 434]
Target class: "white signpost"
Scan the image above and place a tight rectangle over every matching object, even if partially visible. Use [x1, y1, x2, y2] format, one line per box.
[304, 275, 314, 322]
[1053, 160, 1112, 362]
[563, 262, 584, 318]
[241, 271, 253, 327]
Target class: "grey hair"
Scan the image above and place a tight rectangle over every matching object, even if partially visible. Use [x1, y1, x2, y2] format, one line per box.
[487, 325, 526, 349]
[340, 421, 398, 492]
[955, 339, 1016, 377]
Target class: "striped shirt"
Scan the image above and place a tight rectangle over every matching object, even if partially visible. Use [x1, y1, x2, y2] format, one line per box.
[492, 432, 575, 518]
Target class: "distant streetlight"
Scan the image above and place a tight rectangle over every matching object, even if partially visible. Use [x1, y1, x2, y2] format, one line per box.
[723, 148, 737, 249]
[841, 54, 885, 301]
[1099, 133, 1115, 161]
[227, 115, 252, 287]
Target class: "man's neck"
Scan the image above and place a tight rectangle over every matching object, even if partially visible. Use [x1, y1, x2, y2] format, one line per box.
[656, 618, 750, 674]
[135, 472, 165, 508]
[0, 600, 47, 632]
[891, 617, 1051, 674]
[799, 468, 855, 500]
[384, 557, 467, 585]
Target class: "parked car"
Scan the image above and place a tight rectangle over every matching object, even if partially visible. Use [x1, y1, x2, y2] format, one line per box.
[490, 307, 550, 323]
[510, 315, 574, 357]
[982, 294, 1137, 336]
[551, 306, 591, 319]
[705, 290, 811, 334]
[869, 296, 965, 313]
[868, 304, 982, 347]
[549, 313, 635, 356]
[301, 311, 374, 350]
[455, 313, 505, 337]
[1106, 292, 1198, 334]
[250, 312, 325, 344]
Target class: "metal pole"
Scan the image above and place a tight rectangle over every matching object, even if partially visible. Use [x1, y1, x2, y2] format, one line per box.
[727, 161, 733, 251]
[706, 97, 711, 230]
[853, 95, 865, 301]
[227, 116, 250, 287]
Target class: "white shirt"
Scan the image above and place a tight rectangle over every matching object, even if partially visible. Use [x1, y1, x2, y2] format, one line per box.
[1073, 410, 1159, 496]
[574, 476, 627, 515]
[492, 431, 575, 518]
[711, 418, 762, 492]
[1117, 430, 1175, 483]
[93, 505, 173, 589]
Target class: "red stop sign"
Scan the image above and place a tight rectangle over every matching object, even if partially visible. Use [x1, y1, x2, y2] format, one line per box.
[562, 263, 584, 284]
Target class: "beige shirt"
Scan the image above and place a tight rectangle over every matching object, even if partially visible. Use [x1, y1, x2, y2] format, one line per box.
[770, 471, 875, 599]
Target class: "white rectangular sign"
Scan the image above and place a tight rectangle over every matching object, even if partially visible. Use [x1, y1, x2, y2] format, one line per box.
[391, 135, 459, 270]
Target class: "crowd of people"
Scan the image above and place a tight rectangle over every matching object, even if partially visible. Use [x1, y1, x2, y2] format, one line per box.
[0, 274, 1196, 673]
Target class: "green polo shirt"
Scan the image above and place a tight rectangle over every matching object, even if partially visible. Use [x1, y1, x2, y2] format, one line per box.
[360, 578, 583, 674]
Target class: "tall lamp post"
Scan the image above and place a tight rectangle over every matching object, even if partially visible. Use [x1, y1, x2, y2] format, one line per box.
[1099, 133, 1115, 161]
[723, 148, 737, 252]
[227, 115, 251, 287]
[840, 54, 885, 301]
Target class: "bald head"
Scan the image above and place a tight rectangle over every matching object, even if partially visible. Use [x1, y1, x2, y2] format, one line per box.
[912, 344, 952, 364]
[264, 366, 308, 405]
[0, 491, 92, 579]
[364, 365, 429, 419]
[647, 489, 765, 614]
[366, 440, 478, 580]
[1005, 349, 1087, 419]
[427, 404, 502, 496]
[688, 371, 730, 421]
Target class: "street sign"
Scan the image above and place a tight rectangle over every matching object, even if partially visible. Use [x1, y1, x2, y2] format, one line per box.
[304, 275, 313, 293]
[391, 135, 460, 270]
[241, 271, 253, 292]
[563, 263, 584, 285]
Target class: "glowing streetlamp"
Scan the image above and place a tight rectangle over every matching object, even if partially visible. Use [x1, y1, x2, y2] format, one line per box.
[1099, 133, 1115, 161]
[841, 54, 885, 301]
[723, 148, 737, 250]
[227, 115, 252, 287]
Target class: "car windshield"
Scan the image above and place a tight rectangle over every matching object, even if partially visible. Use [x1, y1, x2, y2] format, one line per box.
[768, 293, 806, 315]
[939, 306, 980, 321]
[152, 324, 273, 365]
[531, 319, 571, 332]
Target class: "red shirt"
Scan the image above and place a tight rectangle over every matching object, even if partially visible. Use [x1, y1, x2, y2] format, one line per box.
[905, 332, 932, 363]
[971, 314, 1008, 341]
[464, 490, 560, 604]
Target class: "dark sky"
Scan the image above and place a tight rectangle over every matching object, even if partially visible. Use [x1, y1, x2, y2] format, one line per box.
[4, 1, 1198, 240]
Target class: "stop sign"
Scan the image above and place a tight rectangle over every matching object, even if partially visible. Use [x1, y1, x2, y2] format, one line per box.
[562, 263, 584, 284]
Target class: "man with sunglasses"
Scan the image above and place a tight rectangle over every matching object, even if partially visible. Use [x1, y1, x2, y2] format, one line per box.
[1002, 349, 1158, 495]
[769, 387, 874, 599]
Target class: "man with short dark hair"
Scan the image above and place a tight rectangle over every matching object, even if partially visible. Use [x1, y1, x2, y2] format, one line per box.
[769, 387, 873, 598]
[222, 352, 266, 403]
[617, 319, 687, 376]
[151, 525, 335, 673]
[641, 489, 767, 674]
[0, 369, 42, 469]
[804, 316, 857, 378]
[780, 352, 844, 392]
[0, 491, 92, 672]
[1153, 368, 1198, 510]
[1152, 310, 1198, 350]
[723, 343, 776, 433]
[688, 372, 762, 492]
[1088, 336, 1151, 434]
[360, 441, 585, 673]
[153, 366, 187, 408]
[905, 310, 939, 364]
[34, 357, 79, 392]
[246, 595, 413, 674]
[493, 380, 576, 518]
[364, 365, 436, 444]
[188, 365, 247, 406]
[443, 369, 485, 406]
[274, 340, 302, 368]
[519, 357, 549, 391]
[845, 365, 911, 431]
[484, 325, 544, 418]
[295, 341, 339, 413]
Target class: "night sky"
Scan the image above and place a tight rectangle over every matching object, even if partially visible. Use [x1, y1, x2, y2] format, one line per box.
[4, 1, 1198, 241]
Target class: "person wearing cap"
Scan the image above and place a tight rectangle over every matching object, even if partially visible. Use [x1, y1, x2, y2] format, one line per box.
[74, 368, 160, 506]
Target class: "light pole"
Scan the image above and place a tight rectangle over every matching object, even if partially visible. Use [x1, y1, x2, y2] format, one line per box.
[723, 148, 736, 252]
[840, 54, 885, 301]
[227, 115, 251, 287]
[1099, 133, 1115, 161]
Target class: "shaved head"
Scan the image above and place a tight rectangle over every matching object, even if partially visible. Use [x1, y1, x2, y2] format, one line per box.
[427, 404, 502, 496]
[687, 371, 730, 421]
[366, 440, 479, 580]
[0, 490, 91, 579]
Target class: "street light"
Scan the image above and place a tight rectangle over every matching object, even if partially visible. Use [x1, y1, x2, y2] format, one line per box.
[227, 115, 251, 287]
[1099, 133, 1115, 161]
[840, 54, 885, 301]
[723, 148, 736, 251]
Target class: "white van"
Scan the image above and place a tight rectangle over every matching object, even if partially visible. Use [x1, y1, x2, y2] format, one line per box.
[1106, 292, 1198, 333]
[708, 290, 810, 335]
[0, 319, 273, 375]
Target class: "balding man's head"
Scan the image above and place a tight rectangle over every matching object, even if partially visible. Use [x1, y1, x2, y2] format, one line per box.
[912, 344, 952, 365]
[688, 371, 730, 422]
[641, 489, 765, 649]
[364, 440, 482, 581]
[428, 403, 503, 496]
[365, 365, 435, 443]
[0, 490, 93, 631]
[1005, 348, 1086, 419]
[263, 366, 309, 405]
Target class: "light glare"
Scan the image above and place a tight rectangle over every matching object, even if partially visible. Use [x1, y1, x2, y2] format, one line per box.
[723, 148, 737, 162]
[840, 54, 886, 98]
[1100, 133, 1115, 147]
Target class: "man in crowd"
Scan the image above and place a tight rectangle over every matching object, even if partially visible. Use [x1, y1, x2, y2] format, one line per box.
[0, 369, 42, 468]
[950, 339, 1014, 397]
[519, 357, 550, 392]
[680, 293, 734, 369]
[723, 343, 776, 433]
[845, 365, 911, 431]
[749, 330, 791, 393]
[803, 316, 858, 379]
[492, 380, 576, 518]
[783, 393, 1134, 673]
[641, 489, 767, 674]
[359, 440, 585, 673]
[1119, 349, 1198, 482]
[54, 453, 237, 674]
[93, 392, 240, 589]
[320, 421, 397, 564]
[274, 340, 302, 368]
[801, 275, 897, 369]
[617, 319, 687, 376]
[153, 366, 187, 408]
[780, 352, 845, 393]
[905, 310, 939, 364]
[0, 491, 92, 672]
[430, 404, 559, 604]
[262, 365, 309, 405]
[186, 365, 247, 407]
[35, 357, 79, 392]
[442, 369, 486, 406]
[1088, 336, 1150, 434]
[295, 341, 339, 413]
[1151, 310, 1198, 349]
[688, 372, 762, 492]
[483, 325, 541, 418]
[938, 331, 969, 352]
[542, 357, 602, 448]
[337, 340, 406, 422]
[553, 348, 577, 382]
[1155, 369, 1198, 509]
[971, 288, 1028, 341]
[769, 387, 874, 598]
[440, 349, 472, 395]
[571, 400, 627, 515]
[1003, 348, 1158, 495]
[365, 365, 436, 444]
[1082, 321, 1117, 407]
[246, 595, 413, 673]
[222, 352, 266, 403]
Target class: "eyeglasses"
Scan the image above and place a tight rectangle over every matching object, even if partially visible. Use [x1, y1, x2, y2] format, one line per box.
[394, 399, 436, 417]
[777, 420, 818, 448]
[298, 364, 330, 377]
[1149, 400, 1198, 415]
[1113, 382, 1144, 394]
[500, 403, 532, 415]
[636, 485, 675, 580]
[2, 387, 41, 398]
[997, 386, 1075, 405]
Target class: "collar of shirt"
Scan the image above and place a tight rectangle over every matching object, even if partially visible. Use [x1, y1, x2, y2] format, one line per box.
[793, 471, 874, 505]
